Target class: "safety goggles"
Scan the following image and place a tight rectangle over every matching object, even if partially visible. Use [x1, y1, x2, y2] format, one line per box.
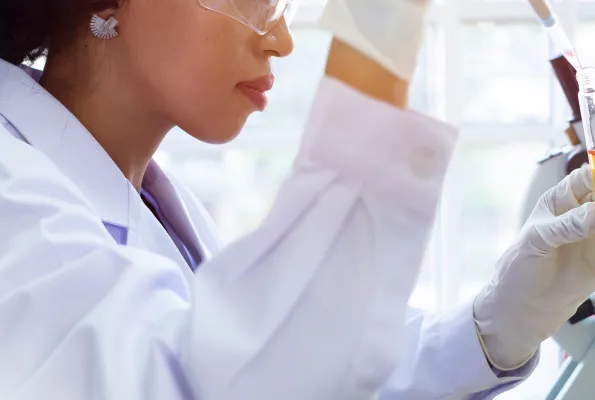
[197, 0, 296, 35]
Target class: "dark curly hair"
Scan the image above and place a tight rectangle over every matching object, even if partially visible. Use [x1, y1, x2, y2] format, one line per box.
[0, 0, 119, 65]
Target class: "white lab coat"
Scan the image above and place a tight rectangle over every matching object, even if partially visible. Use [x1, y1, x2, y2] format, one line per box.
[0, 58, 536, 400]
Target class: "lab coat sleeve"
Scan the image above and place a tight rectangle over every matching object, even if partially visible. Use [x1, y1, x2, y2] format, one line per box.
[0, 76, 457, 400]
[378, 302, 539, 399]
[188, 76, 458, 399]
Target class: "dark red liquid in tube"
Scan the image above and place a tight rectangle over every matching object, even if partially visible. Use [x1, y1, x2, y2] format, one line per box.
[550, 55, 581, 123]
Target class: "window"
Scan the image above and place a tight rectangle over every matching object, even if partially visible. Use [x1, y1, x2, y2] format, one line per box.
[157, 1, 595, 397]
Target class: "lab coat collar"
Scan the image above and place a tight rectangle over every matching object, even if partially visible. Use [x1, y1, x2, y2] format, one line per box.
[0, 59, 132, 229]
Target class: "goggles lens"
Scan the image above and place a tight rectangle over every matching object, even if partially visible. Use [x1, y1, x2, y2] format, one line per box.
[198, 0, 296, 35]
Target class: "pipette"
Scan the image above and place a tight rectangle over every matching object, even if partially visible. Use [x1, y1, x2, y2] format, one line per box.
[528, 0, 582, 71]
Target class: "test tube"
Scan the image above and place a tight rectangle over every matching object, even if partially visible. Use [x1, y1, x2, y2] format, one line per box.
[577, 67, 595, 187]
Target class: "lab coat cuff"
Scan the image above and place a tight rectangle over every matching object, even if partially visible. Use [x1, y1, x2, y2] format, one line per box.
[296, 76, 459, 215]
[436, 299, 536, 393]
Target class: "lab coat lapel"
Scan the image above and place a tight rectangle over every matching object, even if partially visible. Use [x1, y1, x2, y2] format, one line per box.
[129, 192, 196, 282]
[0, 60, 194, 280]
[143, 161, 209, 265]
[168, 174, 224, 257]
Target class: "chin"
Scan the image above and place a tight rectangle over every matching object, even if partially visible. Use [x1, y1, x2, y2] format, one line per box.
[198, 130, 242, 145]
[183, 116, 248, 145]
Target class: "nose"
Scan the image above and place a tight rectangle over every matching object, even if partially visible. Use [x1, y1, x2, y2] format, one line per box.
[260, 17, 294, 58]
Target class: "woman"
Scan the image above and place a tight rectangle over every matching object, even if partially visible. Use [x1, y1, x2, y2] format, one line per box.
[1, 0, 595, 398]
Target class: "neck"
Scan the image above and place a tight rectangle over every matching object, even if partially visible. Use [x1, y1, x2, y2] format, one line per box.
[41, 53, 173, 191]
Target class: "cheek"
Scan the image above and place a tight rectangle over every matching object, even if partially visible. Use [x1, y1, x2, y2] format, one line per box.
[162, 35, 253, 143]
[171, 83, 253, 144]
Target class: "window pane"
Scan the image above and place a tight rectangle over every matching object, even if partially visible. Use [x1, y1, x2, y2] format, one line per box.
[246, 28, 332, 130]
[451, 141, 561, 400]
[576, 21, 595, 67]
[246, 26, 432, 131]
[156, 146, 296, 243]
[409, 27, 434, 113]
[459, 22, 551, 125]
[455, 141, 548, 298]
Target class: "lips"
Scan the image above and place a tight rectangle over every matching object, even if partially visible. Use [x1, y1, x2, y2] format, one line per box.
[236, 74, 275, 111]
[238, 74, 275, 92]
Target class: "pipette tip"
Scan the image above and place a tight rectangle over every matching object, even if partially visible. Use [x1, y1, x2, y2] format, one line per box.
[563, 50, 583, 71]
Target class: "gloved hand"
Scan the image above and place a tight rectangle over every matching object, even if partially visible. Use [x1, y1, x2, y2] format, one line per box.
[318, 0, 432, 81]
[474, 165, 595, 370]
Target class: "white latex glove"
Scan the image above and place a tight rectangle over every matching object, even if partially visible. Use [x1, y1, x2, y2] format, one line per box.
[474, 165, 595, 370]
[318, 0, 431, 81]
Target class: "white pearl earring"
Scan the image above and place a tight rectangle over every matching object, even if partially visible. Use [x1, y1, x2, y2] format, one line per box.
[90, 14, 119, 40]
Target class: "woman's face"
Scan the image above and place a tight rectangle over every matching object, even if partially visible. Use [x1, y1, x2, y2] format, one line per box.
[110, 0, 294, 143]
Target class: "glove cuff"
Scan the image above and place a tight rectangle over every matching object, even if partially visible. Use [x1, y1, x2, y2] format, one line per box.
[474, 320, 537, 371]
[318, 0, 430, 81]
[473, 291, 539, 371]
